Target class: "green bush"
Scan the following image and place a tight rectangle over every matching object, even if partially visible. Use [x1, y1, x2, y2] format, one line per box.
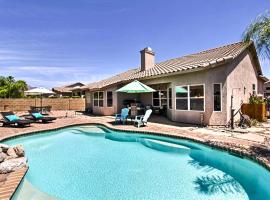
[249, 94, 266, 104]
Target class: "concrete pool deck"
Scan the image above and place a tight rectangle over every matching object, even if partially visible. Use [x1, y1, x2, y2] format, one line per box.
[0, 111, 270, 199]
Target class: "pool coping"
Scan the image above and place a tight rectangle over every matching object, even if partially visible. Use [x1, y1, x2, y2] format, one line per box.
[1, 122, 270, 199]
[0, 167, 28, 200]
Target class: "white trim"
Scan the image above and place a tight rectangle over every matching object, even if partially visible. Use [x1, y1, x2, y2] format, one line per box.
[175, 85, 188, 111]
[168, 87, 173, 110]
[189, 84, 205, 112]
[152, 90, 167, 108]
[213, 83, 222, 112]
[93, 91, 104, 107]
[175, 84, 205, 112]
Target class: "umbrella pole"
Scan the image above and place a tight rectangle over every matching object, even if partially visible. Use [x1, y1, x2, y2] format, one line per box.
[41, 94, 43, 113]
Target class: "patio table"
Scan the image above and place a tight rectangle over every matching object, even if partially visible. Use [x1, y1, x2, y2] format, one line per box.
[30, 106, 52, 114]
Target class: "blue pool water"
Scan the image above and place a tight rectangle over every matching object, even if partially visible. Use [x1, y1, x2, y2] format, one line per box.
[5, 125, 270, 200]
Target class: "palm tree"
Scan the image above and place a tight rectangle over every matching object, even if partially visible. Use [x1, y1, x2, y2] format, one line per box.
[243, 10, 270, 59]
[0, 76, 28, 98]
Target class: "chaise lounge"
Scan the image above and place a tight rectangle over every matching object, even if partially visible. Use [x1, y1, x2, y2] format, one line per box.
[0, 112, 33, 127]
[27, 111, 57, 123]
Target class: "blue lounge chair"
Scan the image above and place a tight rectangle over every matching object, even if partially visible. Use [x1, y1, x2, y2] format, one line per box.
[115, 108, 129, 124]
[134, 109, 152, 128]
[0, 112, 33, 127]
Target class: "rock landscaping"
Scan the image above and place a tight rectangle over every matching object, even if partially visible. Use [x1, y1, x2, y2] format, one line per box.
[0, 144, 27, 174]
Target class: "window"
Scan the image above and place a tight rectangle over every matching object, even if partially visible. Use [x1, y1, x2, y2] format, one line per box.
[252, 84, 256, 95]
[175, 86, 188, 110]
[175, 85, 205, 111]
[107, 91, 113, 107]
[190, 85, 204, 111]
[93, 91, 104, 107]
[266, 87, 270, 90]
[168, 88, 172, 109]
[153, 90, 167, 107]
[94, 92, 98, 107]
[213, 84, 222, 111]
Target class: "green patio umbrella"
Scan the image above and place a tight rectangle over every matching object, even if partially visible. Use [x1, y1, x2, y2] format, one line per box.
[117, 80, 156, 93]
[175, 86, 188, 94]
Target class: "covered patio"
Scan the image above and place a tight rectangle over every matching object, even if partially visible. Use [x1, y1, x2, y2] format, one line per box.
[116, 82, 170, 116]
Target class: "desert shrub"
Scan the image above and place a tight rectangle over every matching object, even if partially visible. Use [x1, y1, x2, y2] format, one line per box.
[249, 94, 265, 104]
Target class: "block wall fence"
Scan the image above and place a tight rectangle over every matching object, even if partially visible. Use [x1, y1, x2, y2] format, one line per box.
[0, 98, 85, 111]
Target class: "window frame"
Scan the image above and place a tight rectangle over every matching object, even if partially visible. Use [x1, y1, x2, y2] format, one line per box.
[106, 91, 113, 107]
[175, 85, 189, 111]
[175, 84, 205, 112]
[152, 90, 168, 108]
[252, 84, 257, 95]
[93, 91, 104, 107]
[168, 87, 172, 110]
[213, 83, 222, 112]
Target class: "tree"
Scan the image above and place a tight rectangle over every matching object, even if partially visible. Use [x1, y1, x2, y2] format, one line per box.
[0, 76, 28, 98]
[242, 10, 270, 59]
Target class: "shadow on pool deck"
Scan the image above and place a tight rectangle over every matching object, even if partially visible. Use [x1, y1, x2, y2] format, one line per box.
[108, 115, 198, 128]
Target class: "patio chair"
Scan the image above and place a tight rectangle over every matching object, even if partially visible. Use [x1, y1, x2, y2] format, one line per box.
[27, 110, 57, 123]
[115, 108, 129, 124]
[134, 109, 152, 128]
[0, 112, 33, 127]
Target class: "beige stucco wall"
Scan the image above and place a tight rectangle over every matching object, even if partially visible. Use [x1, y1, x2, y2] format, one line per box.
[87, 86, 118, 116]
[85, 91, 91, 109]
[264, 82, 270, 97]
[258, 79, 265, 95]
[226, 50, 261, 122]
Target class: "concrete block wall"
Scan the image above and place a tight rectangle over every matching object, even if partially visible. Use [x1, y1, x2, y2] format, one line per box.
[0, 98, 85, 111]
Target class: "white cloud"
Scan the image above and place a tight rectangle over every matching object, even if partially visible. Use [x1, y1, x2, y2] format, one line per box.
[0, 65, 112, 88]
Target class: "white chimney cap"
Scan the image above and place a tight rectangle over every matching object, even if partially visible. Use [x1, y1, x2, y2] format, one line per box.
[145, 47, 152, 51]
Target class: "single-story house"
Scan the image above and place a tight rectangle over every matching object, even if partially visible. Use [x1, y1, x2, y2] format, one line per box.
[81, 41, 268, 125]
[52, 82, 85, 97]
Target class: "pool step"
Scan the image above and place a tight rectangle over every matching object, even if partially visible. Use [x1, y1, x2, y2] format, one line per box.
[141, 139, 191, 154]
[70, 126, 107, 136]
[11, 179, 58, 200]
[105, 132, 137, 142]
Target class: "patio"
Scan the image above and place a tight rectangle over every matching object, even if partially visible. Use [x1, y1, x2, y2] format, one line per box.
[0, 111, 270, 199]
[0, 111, 269, 159]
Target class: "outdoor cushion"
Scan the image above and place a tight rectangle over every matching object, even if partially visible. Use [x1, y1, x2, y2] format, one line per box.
[32, 113, 44, 119]
[5, 115, 20, 122]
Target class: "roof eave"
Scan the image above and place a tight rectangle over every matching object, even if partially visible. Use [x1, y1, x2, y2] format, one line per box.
[259, 75, 269, 82]
[86, 58, 234, 92]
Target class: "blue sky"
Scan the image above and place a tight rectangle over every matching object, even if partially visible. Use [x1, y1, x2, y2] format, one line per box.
[0, 0, 269, 88]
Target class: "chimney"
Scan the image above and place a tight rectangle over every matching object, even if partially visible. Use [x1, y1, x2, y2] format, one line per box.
[140, 47, 155, 71]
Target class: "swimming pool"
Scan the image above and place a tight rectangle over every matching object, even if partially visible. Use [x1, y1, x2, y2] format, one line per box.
[5, 125, 270, 200]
